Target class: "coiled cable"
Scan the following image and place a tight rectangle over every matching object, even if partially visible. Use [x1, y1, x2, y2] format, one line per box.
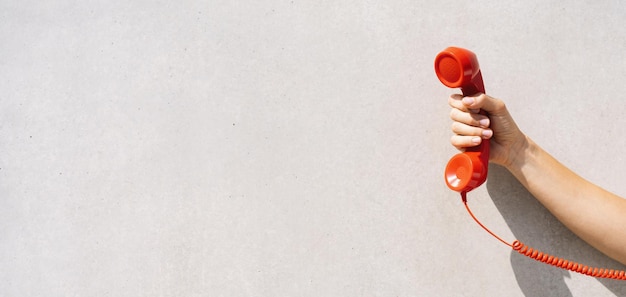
[461, 191, 626, 280]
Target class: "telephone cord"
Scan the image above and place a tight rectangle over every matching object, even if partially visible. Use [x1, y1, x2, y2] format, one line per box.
[461, 191, 626, 280]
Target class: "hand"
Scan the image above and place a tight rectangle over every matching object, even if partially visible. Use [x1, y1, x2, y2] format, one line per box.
[448, 93, 527, 168]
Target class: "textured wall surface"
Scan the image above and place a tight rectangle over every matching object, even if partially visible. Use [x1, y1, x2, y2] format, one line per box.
[2, 1, 626, 296]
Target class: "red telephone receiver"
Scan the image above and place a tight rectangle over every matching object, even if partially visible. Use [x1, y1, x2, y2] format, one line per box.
[435, 47, 626, 280]
[435, 47, 489, 193]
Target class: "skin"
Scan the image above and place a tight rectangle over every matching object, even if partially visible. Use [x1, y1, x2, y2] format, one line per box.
[449, 93, 626, 266]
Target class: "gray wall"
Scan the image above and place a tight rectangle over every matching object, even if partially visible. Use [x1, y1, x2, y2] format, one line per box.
[2, 0, 626, 296]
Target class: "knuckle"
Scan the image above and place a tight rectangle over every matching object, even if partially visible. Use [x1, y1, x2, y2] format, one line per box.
[450, 135, 462, 147]
[450, 121, 462, 132]
[448, 95, 458, 107]
[495, 99, 506, 111]
[450, 135, 474, 148]
[449, 108, 460, 120]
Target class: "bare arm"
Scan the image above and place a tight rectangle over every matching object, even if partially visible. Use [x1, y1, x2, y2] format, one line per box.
[449, 93, 626, 265]
[507, 135, 626, 264]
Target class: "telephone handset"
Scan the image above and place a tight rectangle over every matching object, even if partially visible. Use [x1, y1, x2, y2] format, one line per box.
[435, 47, 489, 193]
[435, 46, 626, 280]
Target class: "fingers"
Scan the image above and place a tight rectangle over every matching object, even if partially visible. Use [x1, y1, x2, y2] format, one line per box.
[451, 121, 492, 138]
[449, 108, 490, 129]
[448, 93, 493, 149]
[448, 94, 471, 112]
[450, 122, 493, 148]
[451, 134, 483, 148]
[458, 93, 506, 115]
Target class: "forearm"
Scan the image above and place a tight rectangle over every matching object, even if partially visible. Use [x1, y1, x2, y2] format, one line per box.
[505, 136, 626, 265]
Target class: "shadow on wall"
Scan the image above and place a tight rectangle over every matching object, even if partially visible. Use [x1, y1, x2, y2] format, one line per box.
[486, 164, 626, 297]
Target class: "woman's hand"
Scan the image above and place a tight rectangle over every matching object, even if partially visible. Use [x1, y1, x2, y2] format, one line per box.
[448, 93, 527, 168]
[448, 93, 626, 265]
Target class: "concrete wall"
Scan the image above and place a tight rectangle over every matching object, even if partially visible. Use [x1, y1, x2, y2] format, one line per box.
[2, 0, 626, 296]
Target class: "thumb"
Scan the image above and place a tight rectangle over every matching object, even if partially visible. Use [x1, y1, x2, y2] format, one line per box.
[461, 93, 506, 115]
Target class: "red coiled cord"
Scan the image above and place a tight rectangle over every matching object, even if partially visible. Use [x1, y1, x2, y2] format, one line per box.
[461, 192, 626, 280]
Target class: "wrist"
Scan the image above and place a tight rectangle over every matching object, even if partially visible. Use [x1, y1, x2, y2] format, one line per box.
[504, 135, 534, 175]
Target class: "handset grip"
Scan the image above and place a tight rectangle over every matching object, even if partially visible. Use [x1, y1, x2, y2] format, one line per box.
[435, 47, 489, 193]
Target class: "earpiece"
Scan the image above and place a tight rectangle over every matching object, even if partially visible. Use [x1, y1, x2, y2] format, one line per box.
[435, 47, 489, 193]
[434, 47, 484, 95]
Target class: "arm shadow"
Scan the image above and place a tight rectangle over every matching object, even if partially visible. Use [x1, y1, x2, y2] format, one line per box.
[486, 164, 626, 297]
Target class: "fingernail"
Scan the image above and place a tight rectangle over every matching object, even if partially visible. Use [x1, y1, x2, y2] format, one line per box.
[463, 97, 475, 105]
[482, 130, 493, 138]
[472, 137, 481, 144]
[479, 118, 490, 127]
